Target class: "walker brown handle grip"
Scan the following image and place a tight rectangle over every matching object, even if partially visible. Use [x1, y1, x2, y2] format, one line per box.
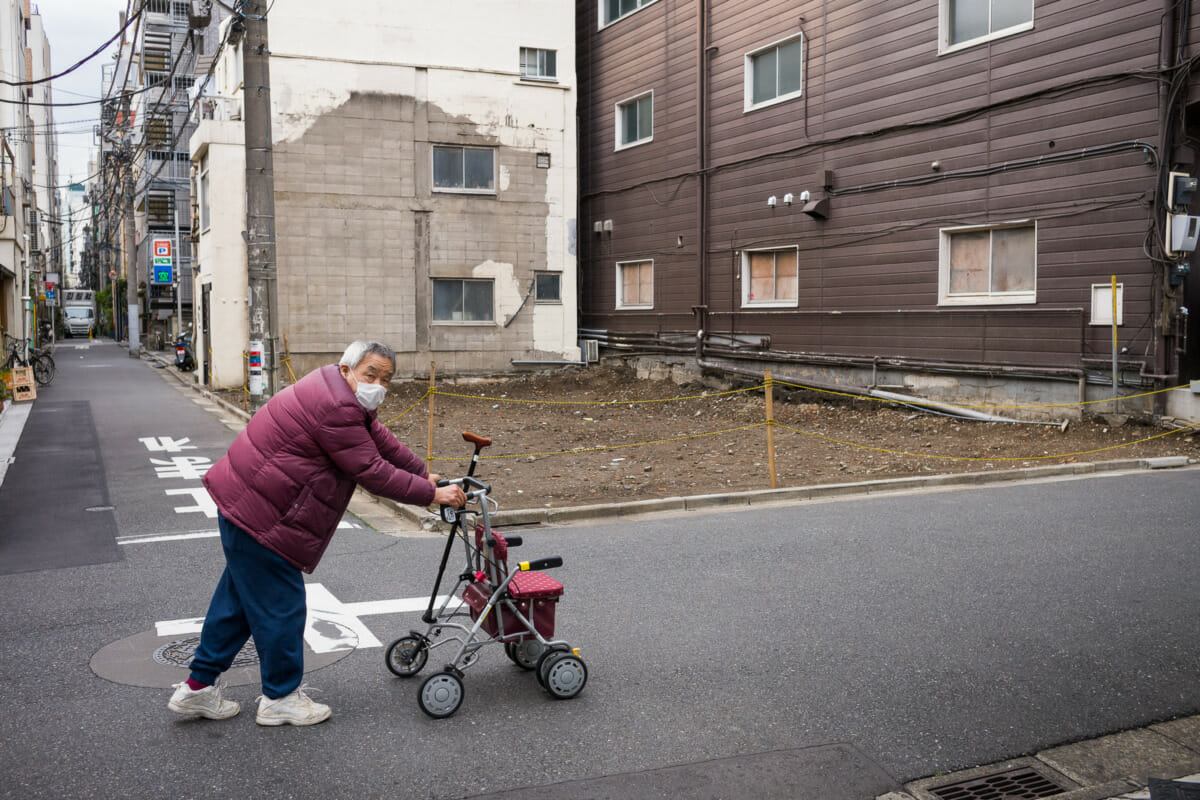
[461, 431, 492, 448]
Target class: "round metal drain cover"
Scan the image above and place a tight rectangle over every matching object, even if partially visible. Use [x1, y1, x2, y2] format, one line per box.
[153, 636, 260, 668]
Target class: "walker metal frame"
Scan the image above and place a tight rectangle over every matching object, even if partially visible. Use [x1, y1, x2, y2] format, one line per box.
[384, 431, 587, 718]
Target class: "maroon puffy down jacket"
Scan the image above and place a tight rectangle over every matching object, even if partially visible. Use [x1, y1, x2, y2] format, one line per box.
[203, 364, 434, 572]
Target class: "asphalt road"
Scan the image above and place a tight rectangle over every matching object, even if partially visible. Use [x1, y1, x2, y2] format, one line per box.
[1, 339, 1198, 799]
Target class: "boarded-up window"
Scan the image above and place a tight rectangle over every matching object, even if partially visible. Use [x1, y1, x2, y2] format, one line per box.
[942, 223, 1036, 305]
[617, 260, 653, 308]
[743, 248, 799, 305]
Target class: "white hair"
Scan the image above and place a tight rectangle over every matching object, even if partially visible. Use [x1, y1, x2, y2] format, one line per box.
[339, 341, 396, 370]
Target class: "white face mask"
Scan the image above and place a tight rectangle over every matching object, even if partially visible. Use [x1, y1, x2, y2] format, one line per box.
[354, 381, 387, 411]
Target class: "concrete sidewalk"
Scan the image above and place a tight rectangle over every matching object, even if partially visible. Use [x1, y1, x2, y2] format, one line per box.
[0, 398, 33, 488]
[889, 720, 1200, 800]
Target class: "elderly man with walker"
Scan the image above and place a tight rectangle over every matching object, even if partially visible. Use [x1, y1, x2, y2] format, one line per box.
[167, 341, 466, 726]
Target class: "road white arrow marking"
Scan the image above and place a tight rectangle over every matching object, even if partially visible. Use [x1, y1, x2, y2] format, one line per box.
[154, 583, 449, 654]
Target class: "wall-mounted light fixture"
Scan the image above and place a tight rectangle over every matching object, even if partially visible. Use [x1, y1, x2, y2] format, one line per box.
[767, 195, 777, 208]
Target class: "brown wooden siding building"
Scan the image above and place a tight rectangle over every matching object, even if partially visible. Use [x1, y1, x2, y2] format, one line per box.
[575, 0, 1199, 408]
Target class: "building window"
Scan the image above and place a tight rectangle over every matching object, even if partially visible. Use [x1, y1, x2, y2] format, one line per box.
[601, 0, 659, 27]
[520, 48, 557, 81]
[198, 154, 210, 232]
[433, 145, 496, 193]
[940, 0, 1033, 53]
[741, 248, 799, 307]
[615, 91, 653, 150]
[939, 222, 1036, 305]
[535, 272, 561, 303]
[433, 279, 494, 323]
[745, 35, 803, 111]
[616, 260, 653, 309]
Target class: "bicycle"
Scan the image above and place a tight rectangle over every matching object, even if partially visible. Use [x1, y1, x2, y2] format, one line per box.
[3, 334, 55, 387]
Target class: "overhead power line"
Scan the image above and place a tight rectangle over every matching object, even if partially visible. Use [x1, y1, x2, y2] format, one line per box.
[0, 5, 144, 87]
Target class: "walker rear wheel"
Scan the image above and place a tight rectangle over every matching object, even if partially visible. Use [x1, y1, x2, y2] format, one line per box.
[505, 639, 544, 671]
[385, 635, 427, 678]
[418, 671, 464, 718]
[543, 654, 587, 700]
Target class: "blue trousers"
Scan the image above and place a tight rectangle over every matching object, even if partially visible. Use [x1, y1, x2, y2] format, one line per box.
[189, 514, 306, 699]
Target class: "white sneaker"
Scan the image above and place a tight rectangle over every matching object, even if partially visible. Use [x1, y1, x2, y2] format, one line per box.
[168, 681, 240, 720]
[255, 686, 331, 727]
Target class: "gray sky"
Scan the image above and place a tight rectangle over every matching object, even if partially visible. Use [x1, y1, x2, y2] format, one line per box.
[37, 0, 131, 185]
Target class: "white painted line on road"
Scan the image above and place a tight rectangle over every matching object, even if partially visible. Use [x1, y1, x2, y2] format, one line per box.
[153, 583, 449, 653]
[119, 530, 217, 545]
[343, 596, 449, 616]
[118, 520, 364, 546]
[156, 617, 205, 637]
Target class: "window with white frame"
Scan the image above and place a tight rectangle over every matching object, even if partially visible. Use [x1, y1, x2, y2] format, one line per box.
[940, 0, 1033, 53]
[939, 222, 1036, 305]
[742, 248, 799, 307]
[745, 35, 804, 111]
[615, 92, 653, 150]
[520, 48, 557, 81]
[433, 279, 494, 323]
[535, 272, 561, 303]
[198, 153, 210, 232]
[601, 0, 658, 27]
[433, 145, 496, 193]
[616, 260, 653, 309]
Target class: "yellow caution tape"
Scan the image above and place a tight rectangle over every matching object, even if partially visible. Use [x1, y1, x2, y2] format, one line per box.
[770, 419, 1200, 462]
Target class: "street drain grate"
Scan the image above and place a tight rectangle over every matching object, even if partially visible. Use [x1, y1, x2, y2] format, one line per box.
[153, 636, 260, 668]
[927, 766, 1072, 800]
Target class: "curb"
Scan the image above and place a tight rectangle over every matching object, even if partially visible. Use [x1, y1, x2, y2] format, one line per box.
[145, 352, 1198, 530]
[893, 717, 1200, 800]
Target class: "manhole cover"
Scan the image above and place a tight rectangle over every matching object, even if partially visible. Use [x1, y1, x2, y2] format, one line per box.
[927, 766, 1071, 800]
[153, 636, 259, 668]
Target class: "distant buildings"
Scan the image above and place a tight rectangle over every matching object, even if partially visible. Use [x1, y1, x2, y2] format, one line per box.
[0, 0, 59, 345]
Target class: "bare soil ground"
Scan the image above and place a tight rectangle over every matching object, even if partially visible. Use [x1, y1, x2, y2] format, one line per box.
[357, 365, 1199, 511]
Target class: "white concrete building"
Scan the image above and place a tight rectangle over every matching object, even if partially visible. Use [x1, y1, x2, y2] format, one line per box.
[27, 10, 56, 293]
[190, 0, 578, 387]
[0, 0, 34, 342]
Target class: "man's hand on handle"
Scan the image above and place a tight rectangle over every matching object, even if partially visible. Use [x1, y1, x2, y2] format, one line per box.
[432, 481, 466, 508]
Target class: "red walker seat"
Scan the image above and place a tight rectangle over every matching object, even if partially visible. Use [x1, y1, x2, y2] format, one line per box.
[508, 569, 563, 600]
[466, 525, 563, 639]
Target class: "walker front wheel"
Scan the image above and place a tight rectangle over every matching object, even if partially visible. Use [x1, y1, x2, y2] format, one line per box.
[535, 645, 570, 688]
[543, 654, 588, 700]
[385, 635, 427, 678]
[418, 671, 464, 718]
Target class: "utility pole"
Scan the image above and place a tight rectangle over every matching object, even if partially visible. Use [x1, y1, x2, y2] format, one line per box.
[241, 0, 280, 404]
[124, 139, 139, 356]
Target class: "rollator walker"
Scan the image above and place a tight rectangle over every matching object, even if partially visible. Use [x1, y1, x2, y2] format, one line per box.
[384, 431, 587, 718]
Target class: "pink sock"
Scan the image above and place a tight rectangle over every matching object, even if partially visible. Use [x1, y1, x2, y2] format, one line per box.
[185, 678, 209, 691]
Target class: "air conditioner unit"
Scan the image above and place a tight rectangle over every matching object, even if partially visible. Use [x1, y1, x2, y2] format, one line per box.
[581, 339, 599, 363]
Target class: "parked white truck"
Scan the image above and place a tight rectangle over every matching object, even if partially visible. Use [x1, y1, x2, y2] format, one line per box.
[62, 289, 97, 338]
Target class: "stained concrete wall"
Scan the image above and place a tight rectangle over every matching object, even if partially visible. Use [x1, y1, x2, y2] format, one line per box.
[198, 0, 578, 378]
